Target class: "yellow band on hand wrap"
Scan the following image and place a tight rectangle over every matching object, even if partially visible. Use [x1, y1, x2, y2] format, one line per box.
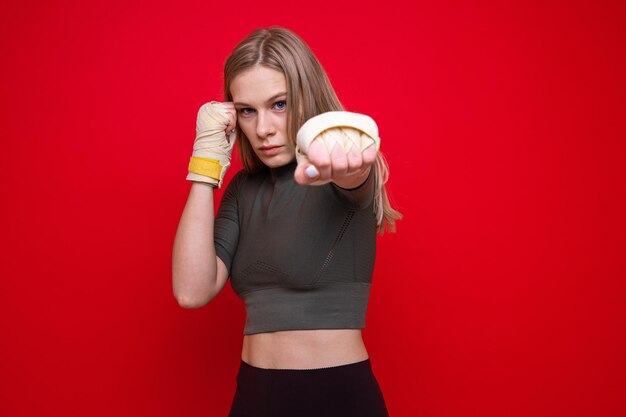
[188, 156, 224, 181]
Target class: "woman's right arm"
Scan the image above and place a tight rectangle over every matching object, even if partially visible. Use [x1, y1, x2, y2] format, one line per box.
[172, 182, 229, 308]
[172, 102, 236, 308]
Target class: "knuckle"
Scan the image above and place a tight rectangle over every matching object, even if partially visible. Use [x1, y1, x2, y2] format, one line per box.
[333, 160, 348, 171]
[363, 149, 377, 164]
[348, 152, 362, 165]
[316, 158, 331, 169]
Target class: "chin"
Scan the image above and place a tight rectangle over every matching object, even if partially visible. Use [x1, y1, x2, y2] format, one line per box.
[259, 154, 295, 169]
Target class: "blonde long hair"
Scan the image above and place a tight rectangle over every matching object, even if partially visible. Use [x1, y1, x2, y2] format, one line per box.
[223, 27, 401, 233]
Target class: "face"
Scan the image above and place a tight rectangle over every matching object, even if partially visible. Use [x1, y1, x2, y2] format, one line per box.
[230, 66, 295, 169]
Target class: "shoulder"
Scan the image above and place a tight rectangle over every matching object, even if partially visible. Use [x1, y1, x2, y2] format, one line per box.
[221, 168, 269, 197]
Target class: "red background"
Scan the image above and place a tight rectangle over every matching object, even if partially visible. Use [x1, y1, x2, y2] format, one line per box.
[1, 1, 625, 416]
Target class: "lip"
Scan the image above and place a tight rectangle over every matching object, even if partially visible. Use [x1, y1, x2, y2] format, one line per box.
[258, 145, 283, 155]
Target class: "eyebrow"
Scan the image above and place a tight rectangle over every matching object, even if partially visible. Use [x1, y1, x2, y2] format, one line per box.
[234, 92, 287, 107]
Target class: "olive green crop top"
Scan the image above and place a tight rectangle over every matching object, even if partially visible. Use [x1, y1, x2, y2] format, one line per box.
[214, 162, 376, 335]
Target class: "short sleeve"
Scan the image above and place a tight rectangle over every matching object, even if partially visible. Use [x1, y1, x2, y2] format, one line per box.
[214, 171, 244, 275]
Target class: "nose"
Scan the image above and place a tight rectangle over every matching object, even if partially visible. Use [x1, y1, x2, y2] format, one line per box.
[256, 111, 275, 139]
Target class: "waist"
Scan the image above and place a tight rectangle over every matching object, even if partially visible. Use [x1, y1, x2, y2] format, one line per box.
[241, 328, 369, 369]
[240, 282, 371, 335]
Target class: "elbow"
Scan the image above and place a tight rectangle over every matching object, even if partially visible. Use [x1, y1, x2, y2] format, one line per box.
[172, 263, 220, 308]
[172, 275, 213, 308]
[174, 292, 210, 309]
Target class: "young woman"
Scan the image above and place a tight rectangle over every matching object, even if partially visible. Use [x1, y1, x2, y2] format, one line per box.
[173, 27, 401, 417]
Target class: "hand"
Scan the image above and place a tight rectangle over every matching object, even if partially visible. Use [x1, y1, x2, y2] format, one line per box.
[220, 102, 237, 135]
[294, 130, 377, 188]
[294, 112, 380, 189]
[187, 102, 238, 188]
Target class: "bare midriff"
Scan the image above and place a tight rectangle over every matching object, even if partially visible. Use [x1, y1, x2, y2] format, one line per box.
[241, 329, 369, 370]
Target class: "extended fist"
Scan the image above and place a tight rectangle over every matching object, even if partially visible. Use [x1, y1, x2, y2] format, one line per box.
[294, 111, 379, 189]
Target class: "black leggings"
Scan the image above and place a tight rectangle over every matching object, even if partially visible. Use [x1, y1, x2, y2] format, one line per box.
[228, 359, 390, 417]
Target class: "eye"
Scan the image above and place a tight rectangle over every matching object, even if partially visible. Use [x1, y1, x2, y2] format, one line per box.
[238, 107, 255, 117]
[273, 100, 287, 111]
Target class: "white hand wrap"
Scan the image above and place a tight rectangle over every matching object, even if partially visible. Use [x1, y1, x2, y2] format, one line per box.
[186, 102, 237, 188]
[295, 111, 380, 185]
